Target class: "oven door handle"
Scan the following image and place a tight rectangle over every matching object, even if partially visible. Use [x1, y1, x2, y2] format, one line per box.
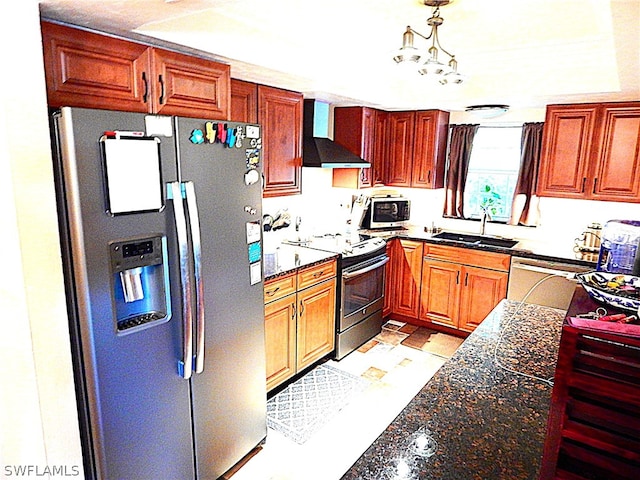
[343, 256, 389, 279]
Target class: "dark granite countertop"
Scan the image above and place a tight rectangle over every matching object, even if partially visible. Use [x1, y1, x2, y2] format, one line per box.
[264, 224, 598, 281]
[263, 243, 338, 281]
[341, 299, 566, 480]
[363, 225, 598, 268]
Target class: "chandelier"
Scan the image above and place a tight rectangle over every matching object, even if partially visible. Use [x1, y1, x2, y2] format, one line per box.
[392, 0, 463, 85]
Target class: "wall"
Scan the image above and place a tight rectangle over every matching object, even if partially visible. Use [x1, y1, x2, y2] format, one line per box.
[263, 105, 640, 254]
[262, 167, 355, 251]
[0, 1, 84, 477]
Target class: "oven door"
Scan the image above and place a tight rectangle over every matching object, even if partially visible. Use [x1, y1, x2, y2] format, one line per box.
[341, 254, 389, 331]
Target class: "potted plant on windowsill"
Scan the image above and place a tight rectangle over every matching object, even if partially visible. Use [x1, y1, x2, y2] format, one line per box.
[479, 184, 502, 234]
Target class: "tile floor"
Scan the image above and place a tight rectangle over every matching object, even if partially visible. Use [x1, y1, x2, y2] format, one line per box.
[229, 321, 460, 480]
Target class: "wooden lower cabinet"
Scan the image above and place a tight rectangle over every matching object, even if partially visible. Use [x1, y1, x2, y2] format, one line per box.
[383, 240, 395, 317]
[419, 258, 460, 328]
[264, 260, 336, 391]
[457, 266, 508, 332]
[264, 293, 297, 391]
[386, 240, 509, 334]
[420, 245, 509, 333]
[296, 278, 336, 371]
[391, 239, 424, 318]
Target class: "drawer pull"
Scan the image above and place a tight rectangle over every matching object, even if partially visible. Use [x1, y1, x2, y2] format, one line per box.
[266, 286, 280, 297]
[313, 270, 324, 278]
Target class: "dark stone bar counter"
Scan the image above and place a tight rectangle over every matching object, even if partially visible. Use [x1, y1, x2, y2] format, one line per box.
[341, 300, 566, 480]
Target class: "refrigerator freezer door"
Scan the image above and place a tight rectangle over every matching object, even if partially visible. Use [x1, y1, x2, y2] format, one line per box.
[54, 108, 196, 480]
[175, 117, 267, 478]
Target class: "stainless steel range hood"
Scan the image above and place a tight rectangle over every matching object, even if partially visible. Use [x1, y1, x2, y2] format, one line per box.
[303, 100, 371, 168]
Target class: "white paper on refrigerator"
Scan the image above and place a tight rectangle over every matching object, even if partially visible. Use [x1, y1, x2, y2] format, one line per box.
[102, 137, 163, 214]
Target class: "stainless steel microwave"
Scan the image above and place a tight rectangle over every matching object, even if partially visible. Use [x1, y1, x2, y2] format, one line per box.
[360, 197, 411, 229]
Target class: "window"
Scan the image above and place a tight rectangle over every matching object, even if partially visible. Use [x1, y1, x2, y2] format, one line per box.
[463, 126, 522, 222]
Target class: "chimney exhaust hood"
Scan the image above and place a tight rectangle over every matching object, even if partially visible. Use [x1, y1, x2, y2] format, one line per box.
[303, 100, 371, 168]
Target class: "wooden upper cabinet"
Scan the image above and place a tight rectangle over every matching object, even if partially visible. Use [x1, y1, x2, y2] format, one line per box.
[537, 104, 599, 197]
[230, 79, 258, 123]
[258, 85, 303, 197]
[412, 110, 449, 189]
[150, 48, 230, 119]
[41, 21, 151, 112]
[332, 106, 375, 189]
[41, 21, 231, 120]
[385, 110, 449, 188]
[537, 102, 640, 202]
[372, 111, 388, 186]
[592, 105, 640, 201]
[386, 111, 416, 187]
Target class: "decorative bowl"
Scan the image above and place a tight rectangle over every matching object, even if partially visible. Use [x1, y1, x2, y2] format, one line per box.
[576, 272, 640, 313]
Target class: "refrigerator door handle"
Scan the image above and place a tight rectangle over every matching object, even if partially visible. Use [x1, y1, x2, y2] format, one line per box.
[169, 181, 194, 380]
[184, 181, 206, 374]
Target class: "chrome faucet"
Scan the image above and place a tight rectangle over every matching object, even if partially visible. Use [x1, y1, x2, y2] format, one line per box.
[480, 207, 491, 235]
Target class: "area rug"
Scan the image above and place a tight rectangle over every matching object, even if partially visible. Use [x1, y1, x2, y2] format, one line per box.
[401, 327, 464, 358]
[266, 363, 369, 444]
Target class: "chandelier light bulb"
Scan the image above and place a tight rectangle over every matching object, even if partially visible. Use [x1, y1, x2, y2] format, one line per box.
[393, 27, 422, 64]
[419, 59, 451, 76]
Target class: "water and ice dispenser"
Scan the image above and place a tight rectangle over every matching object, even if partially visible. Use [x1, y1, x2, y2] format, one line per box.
[110, 235, 171, 333]
[596, 220, 640, 275]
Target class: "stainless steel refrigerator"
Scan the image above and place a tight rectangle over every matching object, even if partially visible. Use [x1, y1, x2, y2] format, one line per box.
[51, 107, 266, 480]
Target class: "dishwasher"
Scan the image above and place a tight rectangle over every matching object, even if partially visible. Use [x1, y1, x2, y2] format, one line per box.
[507, 257, 592, 310]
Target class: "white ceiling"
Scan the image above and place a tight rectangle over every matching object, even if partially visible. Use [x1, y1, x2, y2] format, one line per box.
[39, 0, 640, 112]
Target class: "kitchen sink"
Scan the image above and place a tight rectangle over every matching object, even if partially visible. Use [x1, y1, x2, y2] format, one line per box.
[431, 231, 519, 249]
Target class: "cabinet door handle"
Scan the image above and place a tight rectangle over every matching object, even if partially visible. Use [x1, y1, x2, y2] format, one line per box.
[299, 300, 304, 317]
[581, 177, 587, 193]
[142, 72, 149, 103]
[464, 272, 468, 286]
[456, 271, 460, 284]
[593, 177, 598, 194]
[158, 74, 165, 105]
[292, 303, 296, 321]
[427, 170, 431, 184]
